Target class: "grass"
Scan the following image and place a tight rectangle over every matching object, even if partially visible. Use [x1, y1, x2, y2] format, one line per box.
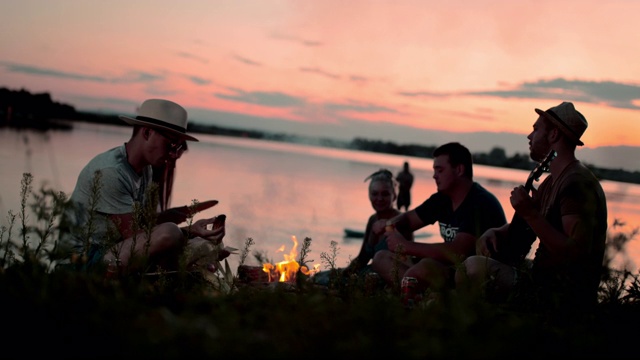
[2, 173, 640, 358]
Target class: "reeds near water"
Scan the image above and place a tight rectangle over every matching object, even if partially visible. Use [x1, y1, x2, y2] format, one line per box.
[1, 172, 639, 358]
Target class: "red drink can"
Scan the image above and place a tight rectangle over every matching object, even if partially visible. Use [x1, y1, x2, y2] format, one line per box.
[104, 258, 122, 282]
[401, 276, 419, 308]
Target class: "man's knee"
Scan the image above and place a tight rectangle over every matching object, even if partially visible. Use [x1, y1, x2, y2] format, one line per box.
[458, 256, 487, 281]
[405, 258, 450, 289]
[371, 250, 398, 279]
[372, 249, 392, 264]
[155, 222, 184, 247]
[457, 256, 516, 298]
[453, 256, 487, 293]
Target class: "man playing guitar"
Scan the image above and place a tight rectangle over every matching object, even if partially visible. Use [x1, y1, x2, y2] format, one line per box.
[455, 102, 608, 311]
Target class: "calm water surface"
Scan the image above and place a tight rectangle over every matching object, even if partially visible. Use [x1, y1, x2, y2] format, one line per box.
[1, 123, 639, 272]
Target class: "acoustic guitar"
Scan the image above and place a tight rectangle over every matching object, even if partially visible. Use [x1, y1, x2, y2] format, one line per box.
[490, 149, 556, 265]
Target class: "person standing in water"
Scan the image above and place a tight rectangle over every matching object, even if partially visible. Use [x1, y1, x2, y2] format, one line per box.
[396, 161, 414, 212]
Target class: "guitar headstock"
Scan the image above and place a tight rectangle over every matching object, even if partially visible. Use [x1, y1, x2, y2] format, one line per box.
[525, 150, 557, 190]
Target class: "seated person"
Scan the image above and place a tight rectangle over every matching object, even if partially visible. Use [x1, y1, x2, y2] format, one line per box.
[314, 169, 413, 286]
[371, 142, 507, 295]
[455, 102, 608, 311]
[60, 98, 229, 276]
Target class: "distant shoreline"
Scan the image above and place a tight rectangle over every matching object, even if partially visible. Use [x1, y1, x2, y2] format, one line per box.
[78, 115, 640, 185]
[1, 84, 638, 185]
[4, 113, 640, 185]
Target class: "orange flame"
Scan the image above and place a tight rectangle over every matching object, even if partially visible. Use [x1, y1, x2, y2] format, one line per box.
[262, 236, 320, 282]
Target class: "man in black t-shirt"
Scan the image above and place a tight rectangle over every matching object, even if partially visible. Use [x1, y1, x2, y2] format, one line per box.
[371, 142, 507, 293]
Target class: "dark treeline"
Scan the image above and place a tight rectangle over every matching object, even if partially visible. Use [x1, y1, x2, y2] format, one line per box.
[2, 87, 639, 184]
[350, 138, 536, 171]
[0, 88, 77, 130]
[349, 138, 640, 185]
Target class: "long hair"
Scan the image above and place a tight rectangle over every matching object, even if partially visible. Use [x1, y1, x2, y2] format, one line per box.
[153, 141, 188, 211]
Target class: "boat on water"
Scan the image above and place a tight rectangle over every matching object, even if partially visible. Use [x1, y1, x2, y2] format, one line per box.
[343, 228, 366, 238]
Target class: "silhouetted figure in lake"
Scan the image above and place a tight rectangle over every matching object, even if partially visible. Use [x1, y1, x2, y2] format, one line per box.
[396, 161, 414, 211]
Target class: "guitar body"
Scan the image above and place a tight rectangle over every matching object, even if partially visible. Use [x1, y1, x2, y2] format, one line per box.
[490, 150, 556, 265]
[495, 211, 537, 265]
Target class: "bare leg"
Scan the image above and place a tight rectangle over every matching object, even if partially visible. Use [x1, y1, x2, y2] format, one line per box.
[455, 255, 516, 300]
[404, 258, 451, 293]
[104, 222, 184, 273]
[371, 249, 413, 286]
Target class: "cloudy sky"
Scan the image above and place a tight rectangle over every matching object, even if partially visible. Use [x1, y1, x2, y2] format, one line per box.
[1, 0, 639, 159]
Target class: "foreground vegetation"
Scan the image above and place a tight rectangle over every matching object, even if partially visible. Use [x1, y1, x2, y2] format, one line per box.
[2, 173, 640, 358]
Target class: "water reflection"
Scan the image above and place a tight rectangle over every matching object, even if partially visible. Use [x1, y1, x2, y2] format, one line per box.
[1, 125, 639, 273]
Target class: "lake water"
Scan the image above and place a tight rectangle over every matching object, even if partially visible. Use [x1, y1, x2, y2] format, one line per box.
[1, 123, 639, 272]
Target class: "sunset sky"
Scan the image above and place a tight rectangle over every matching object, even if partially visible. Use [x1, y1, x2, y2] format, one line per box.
[1, 0, 639, 156]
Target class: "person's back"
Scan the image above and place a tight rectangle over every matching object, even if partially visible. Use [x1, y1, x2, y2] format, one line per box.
[396, 161, 414, 211]
[62, 145, 152, 256]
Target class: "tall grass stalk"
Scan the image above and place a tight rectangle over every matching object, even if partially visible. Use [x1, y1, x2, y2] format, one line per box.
[239, 237, 254, 266]
[18, 173, 33, 259]
[0, 211, 17, 269]
[29, 187, 67, 270]
[297, 236, 313, 269]
[319, 240, 339, 271]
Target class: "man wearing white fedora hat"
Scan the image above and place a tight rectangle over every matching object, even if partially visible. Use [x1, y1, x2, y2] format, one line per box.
[61, 99, 229, 276]
[456, 101, 608, 311]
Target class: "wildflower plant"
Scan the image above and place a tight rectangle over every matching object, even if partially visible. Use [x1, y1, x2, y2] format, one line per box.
[599, 219, 640, 304]
[320, 240, 344, 289]
[239, 237, 255, 266]
[0, 211, 18, 270]
[319, 240, 339, 271]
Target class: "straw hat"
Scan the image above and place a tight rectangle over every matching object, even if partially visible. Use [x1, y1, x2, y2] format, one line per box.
[535, 101, 587, 146]
[119, 99, 198, 141]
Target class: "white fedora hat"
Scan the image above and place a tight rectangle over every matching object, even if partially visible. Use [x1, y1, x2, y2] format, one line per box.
[119, 99, 199, 142]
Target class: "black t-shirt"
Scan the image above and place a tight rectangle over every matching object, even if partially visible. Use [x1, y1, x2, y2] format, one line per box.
[414, 182, 507, 243]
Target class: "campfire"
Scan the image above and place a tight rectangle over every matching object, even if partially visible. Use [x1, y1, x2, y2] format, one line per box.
[262, 236, 320, 282]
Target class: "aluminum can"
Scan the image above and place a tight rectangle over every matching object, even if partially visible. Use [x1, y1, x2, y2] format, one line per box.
[401, 276, 419, 308]
[104, 260, 121, 281]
